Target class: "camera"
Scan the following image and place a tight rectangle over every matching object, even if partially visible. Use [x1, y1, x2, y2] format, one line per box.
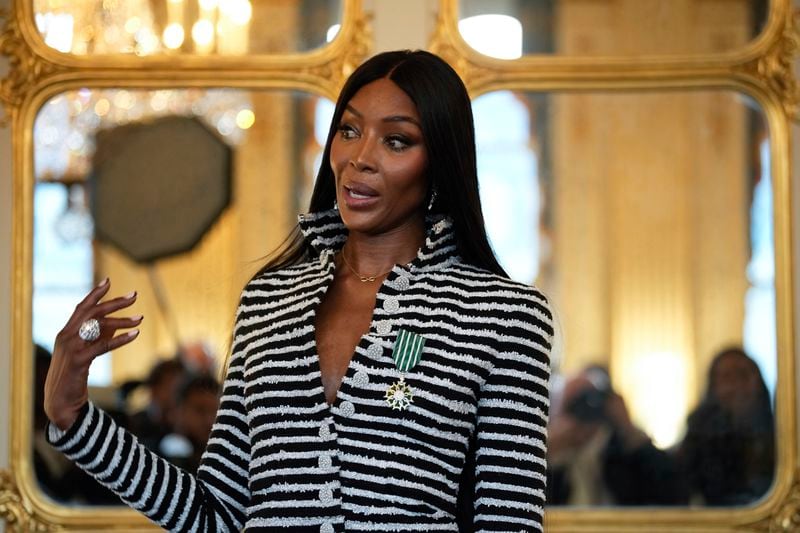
[566, 387, 610, 422]
[565, 367, 613, 423]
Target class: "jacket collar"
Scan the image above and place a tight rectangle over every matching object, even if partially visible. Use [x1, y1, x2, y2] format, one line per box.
[297, 208, 460, 272]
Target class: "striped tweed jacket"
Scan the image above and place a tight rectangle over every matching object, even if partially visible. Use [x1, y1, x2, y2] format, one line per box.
[48, 208, 554, 532]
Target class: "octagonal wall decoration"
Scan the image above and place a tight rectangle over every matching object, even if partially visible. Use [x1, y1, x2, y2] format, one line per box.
[90, 115, 233, 263]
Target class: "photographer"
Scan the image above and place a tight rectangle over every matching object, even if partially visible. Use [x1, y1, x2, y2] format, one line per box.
[546, 365, 686, 505]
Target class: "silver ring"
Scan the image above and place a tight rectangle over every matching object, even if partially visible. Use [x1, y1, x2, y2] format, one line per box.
[78, 318, 101, 342]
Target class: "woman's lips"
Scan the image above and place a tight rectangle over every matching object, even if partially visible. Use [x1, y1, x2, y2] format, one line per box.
[343, 183, 379, 208]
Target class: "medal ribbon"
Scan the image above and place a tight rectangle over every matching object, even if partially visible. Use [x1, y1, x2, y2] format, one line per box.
[391, 329, 425, 372]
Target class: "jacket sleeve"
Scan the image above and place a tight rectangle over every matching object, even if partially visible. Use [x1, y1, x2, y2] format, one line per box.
[472, 290, 553, 532]
[47, 308, 252, 532]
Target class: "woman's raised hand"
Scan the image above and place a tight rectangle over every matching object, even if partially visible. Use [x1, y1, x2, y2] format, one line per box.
[44, 278, 143, 431]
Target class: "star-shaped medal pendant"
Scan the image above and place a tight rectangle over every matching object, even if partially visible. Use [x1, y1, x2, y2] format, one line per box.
[385, 377, 413, 410]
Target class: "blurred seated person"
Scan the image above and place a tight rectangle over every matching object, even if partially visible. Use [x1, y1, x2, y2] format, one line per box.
[158, 374, 221, 473]
[128, 358, 186, 450]
[178, 340, 217, 375]
[547, 365, 686, 505]
[677, 347, 775, 506]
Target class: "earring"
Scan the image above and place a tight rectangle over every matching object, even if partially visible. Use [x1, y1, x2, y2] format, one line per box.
[427, 187, 438, 212]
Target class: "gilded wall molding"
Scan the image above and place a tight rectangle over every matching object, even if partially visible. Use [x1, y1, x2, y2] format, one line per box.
[305, 12, 372, 92]
[428, 10, 493, 95]
[428, 11, 467, 82]
[1, 1, 372, 530]
[431, 0, 800, 124]
[742, 470, 800, 532]
[0, 470, 57, 532]
[339, 13, 372, 80]
[1, 0, 797, 531]
[0, 6, 63, 126]
[745, 8, 800, 122]
[430, 1, 798, 532]
[1, 1, 372, 121]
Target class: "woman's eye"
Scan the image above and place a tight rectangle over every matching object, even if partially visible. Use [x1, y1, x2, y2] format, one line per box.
[385, 136, 410, 152]
[338, 124, 358, 139]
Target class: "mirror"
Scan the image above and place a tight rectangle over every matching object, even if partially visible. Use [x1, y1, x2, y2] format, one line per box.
[4, 0, 797, 530]
[29, 84, 777, 510]
[457, 0, 769, 58]
[33, 0, 342, 55]
[31, 87, 334, 503]
[473, 88, 775, 507]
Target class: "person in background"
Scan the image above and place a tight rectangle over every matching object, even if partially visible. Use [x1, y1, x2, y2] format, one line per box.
[127, 357, 186, 451]
[547, 365, 686, 505]
[178, 340, 218, 375]
[678, 347, 775, 505]
[158, 374, 221, 473]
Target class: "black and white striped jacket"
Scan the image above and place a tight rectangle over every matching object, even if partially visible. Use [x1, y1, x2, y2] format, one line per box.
[49, 209, 554, 532]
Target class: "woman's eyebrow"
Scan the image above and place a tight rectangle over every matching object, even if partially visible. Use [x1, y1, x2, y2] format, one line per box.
[344, 104, 362, 117]
[344, 105, 421, 128]
[383, 115, 421, 128]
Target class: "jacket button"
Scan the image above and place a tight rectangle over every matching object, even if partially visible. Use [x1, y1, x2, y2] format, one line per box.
[319, 486, 334, 504]
[367, 343, 383, 358]
[319, 423, 331, 440]
[320, 522, 334, 533]
[376, 321, 391, 335]
[394, 275, 410, 291]
[339, 400, 355, 418]
[353, 370, 370, 387]
[319, 454, 332, 469]
[382, 297, 400, 313]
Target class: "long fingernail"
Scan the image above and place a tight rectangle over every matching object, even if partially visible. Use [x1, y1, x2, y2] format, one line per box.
[97, 277, 109, 288]
[128, 329, 140, 338]
[132, 315, 144, 321]
[125, 291, 137, 299]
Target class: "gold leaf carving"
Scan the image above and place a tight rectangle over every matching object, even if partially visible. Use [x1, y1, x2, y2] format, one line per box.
[0, 470, 58, 532]
[0, 6, 63, 126]
[735, 470, 800, 532]
[428, 10, 492, 93]
[766, 474, 800, 533]
[339, 13, 372, 81]
[307, 12, 372, 94]
[743, 8, 800, 122]
[428, 11, 470, 83]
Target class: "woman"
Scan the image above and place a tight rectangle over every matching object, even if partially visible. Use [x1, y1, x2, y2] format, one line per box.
[678, 347, 775, 505]
[44, 50, 554, 532]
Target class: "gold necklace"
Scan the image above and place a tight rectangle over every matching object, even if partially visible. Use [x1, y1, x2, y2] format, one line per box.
[340, 248, 393, 282]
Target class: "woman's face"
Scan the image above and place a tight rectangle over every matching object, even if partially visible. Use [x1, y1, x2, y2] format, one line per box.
[713, 353, 760, 417]
[330, 77, 429, 236]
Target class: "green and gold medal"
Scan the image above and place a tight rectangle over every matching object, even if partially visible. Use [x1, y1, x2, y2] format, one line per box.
[386, 329, 426, 410]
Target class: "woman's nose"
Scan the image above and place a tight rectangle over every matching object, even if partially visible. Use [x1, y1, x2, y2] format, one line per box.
[349, 136, 377, 172]
[349, 158, 374, 172]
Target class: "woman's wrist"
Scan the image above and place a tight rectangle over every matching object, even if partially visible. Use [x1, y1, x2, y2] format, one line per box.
[49, 403, 86, 432]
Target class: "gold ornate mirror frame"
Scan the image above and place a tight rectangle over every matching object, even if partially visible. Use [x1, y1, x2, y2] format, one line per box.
[430, 0, 799, 531]
[0, 0, 371, 530]
[1, 0, 799, 530]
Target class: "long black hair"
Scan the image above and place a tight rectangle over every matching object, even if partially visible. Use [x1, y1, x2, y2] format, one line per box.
[703, 347, 772, 416]
[255, 50, 506, 278]
[679, 347, 775, 505]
